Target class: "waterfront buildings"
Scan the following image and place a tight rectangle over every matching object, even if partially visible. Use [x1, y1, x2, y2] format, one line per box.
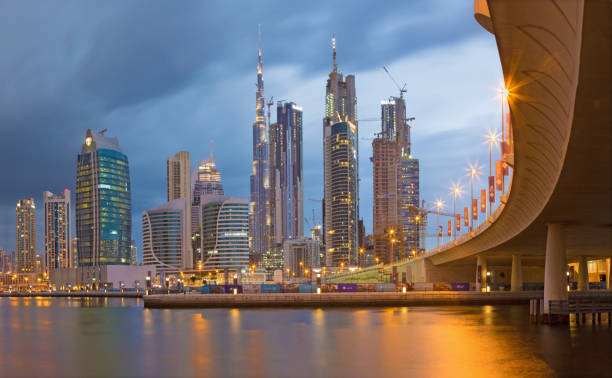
[76, 129, 131, 266]
[43, 189, 71, 269]
[142, 198, 192, 271]
[201, 195, 249, 272]
[191, 145, 224, 266]
[283, 238, 320, 278]
[16, 198, 36, 273]
[249, 32, 271, 264]
[130, 244, 137, 265]
[269, 101, 304, 246]
[323, 36, 359, 267]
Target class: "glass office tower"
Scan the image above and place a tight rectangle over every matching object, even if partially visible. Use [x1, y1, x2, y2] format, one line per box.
[76, 129, 131, 266]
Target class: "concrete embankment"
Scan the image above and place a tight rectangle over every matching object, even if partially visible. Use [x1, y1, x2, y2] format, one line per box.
[144, 291, 543, 309]
[0, 291, 143, 298]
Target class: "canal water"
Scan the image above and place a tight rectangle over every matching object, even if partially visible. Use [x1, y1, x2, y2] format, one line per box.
[1, 297, 611, 377]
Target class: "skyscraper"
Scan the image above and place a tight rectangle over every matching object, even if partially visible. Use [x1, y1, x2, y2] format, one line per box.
[167, 151, 191, 202]
[249, 30, 271, 263]
[191, 143, 224, 266]
[43, 189, 71, 269]
[323, 36, 359, 266]
[201, 195, 249, 272]
[374, 95, 420, 259]
[142, 198, 192, 271]
[269, 101, 304, 246]
[372, 137, 398, 263]
[16, 198, 36, 273]
[76, 129, 131, 266]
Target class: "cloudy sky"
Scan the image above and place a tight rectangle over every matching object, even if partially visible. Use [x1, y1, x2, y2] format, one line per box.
[0, 0, 504, 258]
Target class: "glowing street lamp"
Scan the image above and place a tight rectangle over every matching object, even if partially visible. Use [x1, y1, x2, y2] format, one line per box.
[466, 163, 482, 231]
[485, 129, 500, 217]
[499, 87, 511, 198]
[449, 182, 463, 240]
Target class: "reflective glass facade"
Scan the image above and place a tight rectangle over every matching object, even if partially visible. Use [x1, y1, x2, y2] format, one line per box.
[76, 131, 131, 266]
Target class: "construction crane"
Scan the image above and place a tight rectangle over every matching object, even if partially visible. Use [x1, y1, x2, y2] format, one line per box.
[383, 66, 407, 99]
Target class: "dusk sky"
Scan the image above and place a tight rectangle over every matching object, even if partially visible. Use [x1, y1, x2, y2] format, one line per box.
[0, 0, 504, 257]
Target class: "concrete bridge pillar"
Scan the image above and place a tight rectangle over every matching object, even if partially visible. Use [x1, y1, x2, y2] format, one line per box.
[607, 258, 611, 291]
[578, 256, 589, 291]
[476, 255, 487, 292]
[511, 255, 523, 292]
[544, 223, 567, 314]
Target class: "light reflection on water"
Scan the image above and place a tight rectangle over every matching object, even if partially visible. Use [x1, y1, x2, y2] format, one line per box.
[0, 297, 611, 377]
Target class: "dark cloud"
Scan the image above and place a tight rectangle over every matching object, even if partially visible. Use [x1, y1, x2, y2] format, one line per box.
[0, 0, 489, 255]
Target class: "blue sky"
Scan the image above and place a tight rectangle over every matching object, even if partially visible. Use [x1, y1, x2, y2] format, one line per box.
[0, 1, 503, 257]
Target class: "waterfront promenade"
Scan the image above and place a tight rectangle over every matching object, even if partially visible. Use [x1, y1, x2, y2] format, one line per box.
[0, 291, 143, 298]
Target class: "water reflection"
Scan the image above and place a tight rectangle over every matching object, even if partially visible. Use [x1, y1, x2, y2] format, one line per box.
[0, 298, 611, 377]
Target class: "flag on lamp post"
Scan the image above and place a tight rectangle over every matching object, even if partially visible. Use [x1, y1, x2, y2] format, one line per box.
[456, 214, 461, 232]
[464, 207, 469, 226]
[472, 199, 478, 220]
[488, 176, 495, 203]
[447, 220, 452, 237]
[495, 161, 503, 191]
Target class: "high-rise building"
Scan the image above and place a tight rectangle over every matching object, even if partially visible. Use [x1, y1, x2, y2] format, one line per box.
[269, 101, 304, 247]
[142, 198, 192, 271]
[167, 151, 191, 202]
[323, 36, 359, 267]
[76, 129, 131, 266]
[201, 195, 249, 272]
[372, 137, 398, 264]
[16, 198, 36, 273]
[249, 31, 271, 264]
[191, 143, 224, 266]
[283, 238, 320, 277]
[374, 95, 420, 259]
[43, 189, 71, 269]
[130, 243, 137, 265]
[70, 237, 78, 267]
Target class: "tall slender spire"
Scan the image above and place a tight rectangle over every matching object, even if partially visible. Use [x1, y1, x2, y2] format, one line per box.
[332, 34, 337, 72]
[257, 24, 263, 74]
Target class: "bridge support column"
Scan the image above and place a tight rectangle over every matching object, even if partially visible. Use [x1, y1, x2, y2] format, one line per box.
[544, 223, 567, 314]
[476, 255, 487, 292]
[607, 258, 611, 291]
[578, 256, 589, 291]
[511, 255, 523, 292]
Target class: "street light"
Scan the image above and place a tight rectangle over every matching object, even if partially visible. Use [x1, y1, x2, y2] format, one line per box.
[466, 163, 482, 231]
[485, 129, 501, 217]
[449, 182, 463, 241]
[499, 87, 511, 199]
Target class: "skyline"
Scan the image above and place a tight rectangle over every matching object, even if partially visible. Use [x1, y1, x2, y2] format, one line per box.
[0, 1, 502, 255]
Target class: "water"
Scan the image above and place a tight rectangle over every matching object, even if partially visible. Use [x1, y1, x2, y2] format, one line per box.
[1, 297, 611, 377]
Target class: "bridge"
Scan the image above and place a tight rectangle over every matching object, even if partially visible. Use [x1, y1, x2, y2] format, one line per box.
[330, 0, 612, 315]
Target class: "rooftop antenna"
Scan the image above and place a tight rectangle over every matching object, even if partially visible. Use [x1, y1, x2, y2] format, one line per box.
[257, 24, 262, 74]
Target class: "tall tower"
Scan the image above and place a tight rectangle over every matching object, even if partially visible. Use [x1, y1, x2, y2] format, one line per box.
[43, 189, 71, 269]
[191, 143, 224, 266]
[76, 129, 132, 266]
[167, 151, 191, 203]
[16, 198, 36, 273]
[249, 27, 271, 263]
[371, 137, 398, 264]
[269, 101, 304, 247]
[323, 36, 359, 267]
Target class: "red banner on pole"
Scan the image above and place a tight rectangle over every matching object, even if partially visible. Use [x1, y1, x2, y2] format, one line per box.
[464, 207, 469, 226]
[456, 214, 461, 231]
[472, 199, 478, 220]
[447, 220, 452, 237]
[488, 176, 495, 203]
[495, 161, 503, 191]
[438, 225, 443, 237]
[481, 190, 487, 213]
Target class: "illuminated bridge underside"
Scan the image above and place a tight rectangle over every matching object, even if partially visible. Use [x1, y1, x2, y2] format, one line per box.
[429, 0, 612, 268]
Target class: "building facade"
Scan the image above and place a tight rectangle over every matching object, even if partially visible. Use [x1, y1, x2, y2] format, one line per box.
[142, 198, 192, 271]
[269, 101, 304, 247]
[76, 129, 131, 266]
[201, 195, 249, 272]
[249, 33, 271, 264]
[372, 137, 398, 264]
[283, 238, 320, 278]
[16, 198, 36, 273]
[43, 189, 71, 269]
[191, 145, 224, 266]
[323, 36, 359, 267]
[167, 151, 191, 203]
